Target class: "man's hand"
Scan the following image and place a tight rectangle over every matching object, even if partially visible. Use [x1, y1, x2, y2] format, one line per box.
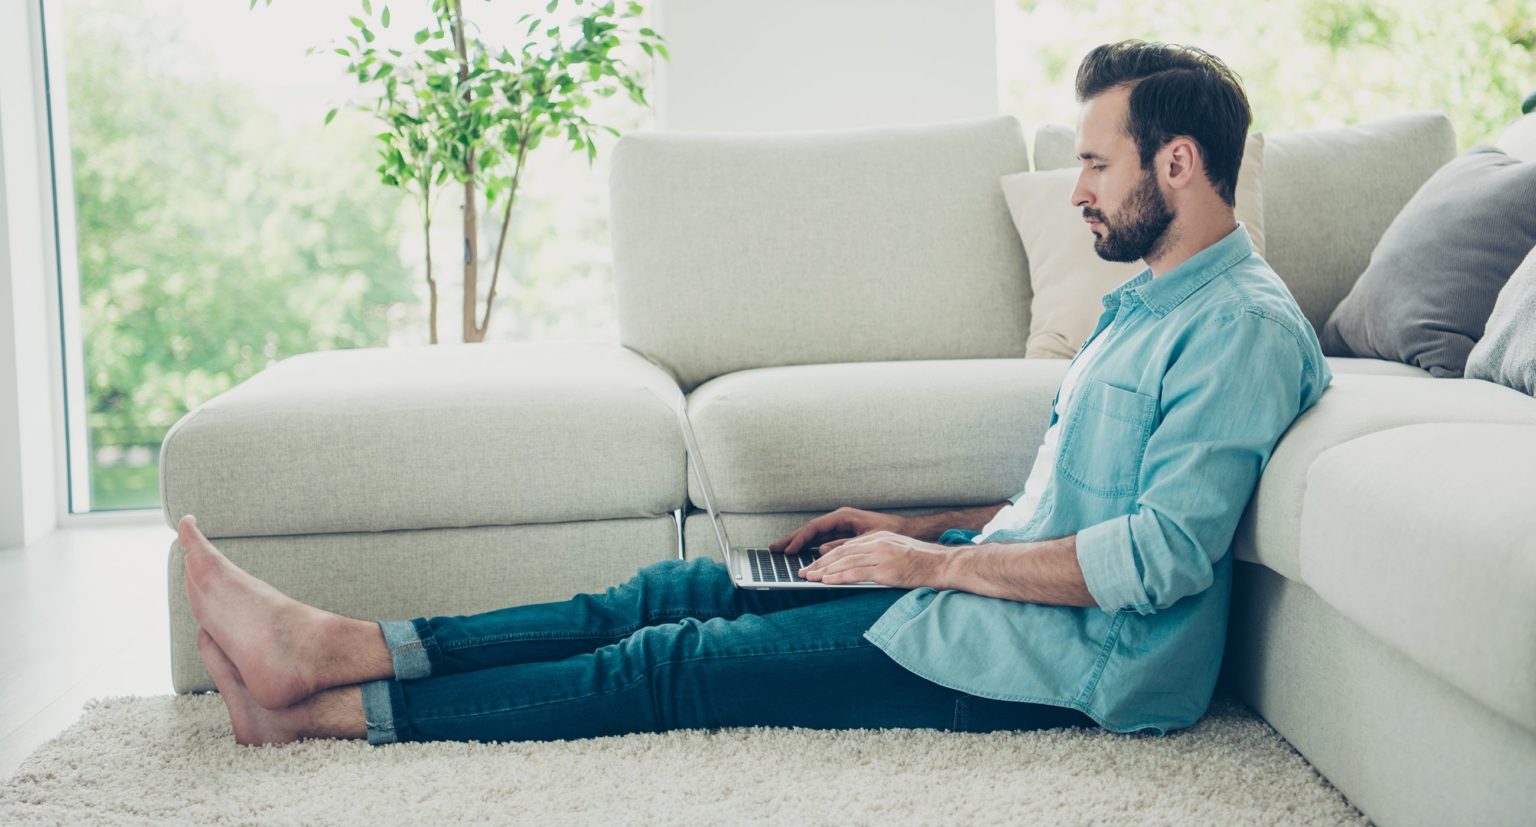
[769, 507, 910, 555]
[796, 531, 952, 588]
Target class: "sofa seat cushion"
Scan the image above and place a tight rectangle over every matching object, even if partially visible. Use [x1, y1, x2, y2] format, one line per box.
[686, 359, 1069, 512]
[1299, 423, 1536, 733]
[1234, 372, 1536, 582]
[160, 343, 686, 539]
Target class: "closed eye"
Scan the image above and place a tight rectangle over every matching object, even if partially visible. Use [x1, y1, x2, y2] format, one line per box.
[1092, 164, 1107, 171]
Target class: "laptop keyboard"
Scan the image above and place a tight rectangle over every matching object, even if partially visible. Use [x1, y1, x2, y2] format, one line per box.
[746, 547, 822, 583]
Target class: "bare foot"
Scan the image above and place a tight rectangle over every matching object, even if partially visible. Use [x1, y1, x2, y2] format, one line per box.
[196, 627, 306, 746]
[180, 515, 359, 709]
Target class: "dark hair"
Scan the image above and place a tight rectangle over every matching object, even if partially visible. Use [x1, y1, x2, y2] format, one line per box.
[1075, 40, 1252, 207]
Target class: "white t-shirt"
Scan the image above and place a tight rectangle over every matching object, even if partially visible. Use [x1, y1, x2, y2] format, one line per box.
[974, 321, 1118, 542]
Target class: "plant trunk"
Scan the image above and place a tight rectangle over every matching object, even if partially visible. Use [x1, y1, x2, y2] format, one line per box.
[450, 0, 482, 343]
[479, 138, 530, 337]
[424, 213, 438, 345]
[461, 179, 479, 342]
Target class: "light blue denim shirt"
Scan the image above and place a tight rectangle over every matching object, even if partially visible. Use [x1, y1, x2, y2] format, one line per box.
[863, 223, 1332, 734]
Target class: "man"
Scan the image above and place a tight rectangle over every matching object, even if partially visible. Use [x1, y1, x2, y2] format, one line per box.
[182, 39, 1331, 746]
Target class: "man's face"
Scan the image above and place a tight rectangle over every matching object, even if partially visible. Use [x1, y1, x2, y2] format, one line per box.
[1071, 86, 1176, 263]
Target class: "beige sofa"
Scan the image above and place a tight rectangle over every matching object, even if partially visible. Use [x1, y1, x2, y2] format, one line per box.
[160, 112, 1536, 827]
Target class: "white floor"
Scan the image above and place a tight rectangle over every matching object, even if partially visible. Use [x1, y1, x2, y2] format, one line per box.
[0, 517, 176, 779]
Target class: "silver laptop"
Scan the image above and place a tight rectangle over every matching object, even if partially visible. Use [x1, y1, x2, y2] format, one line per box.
[672, 401, 891, 590]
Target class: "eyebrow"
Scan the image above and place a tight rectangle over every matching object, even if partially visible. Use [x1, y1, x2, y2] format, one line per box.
[1076, 151, 1108, 161]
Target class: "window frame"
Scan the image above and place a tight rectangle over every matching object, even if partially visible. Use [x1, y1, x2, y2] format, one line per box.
[37, 0, 159, 524]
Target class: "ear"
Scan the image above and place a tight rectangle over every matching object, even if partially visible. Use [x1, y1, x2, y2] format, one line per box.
[1160, 136, 1202, 191]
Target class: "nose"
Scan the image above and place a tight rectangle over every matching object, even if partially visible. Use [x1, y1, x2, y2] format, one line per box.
[1070, 169, 1093, 210]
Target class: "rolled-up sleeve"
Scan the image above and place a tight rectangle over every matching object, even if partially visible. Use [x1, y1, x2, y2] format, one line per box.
[1075, 310, 1317, 616]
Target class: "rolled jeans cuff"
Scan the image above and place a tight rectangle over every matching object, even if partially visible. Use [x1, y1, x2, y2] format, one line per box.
[360, 678, 406, 745]
[378, 619, 433, 680]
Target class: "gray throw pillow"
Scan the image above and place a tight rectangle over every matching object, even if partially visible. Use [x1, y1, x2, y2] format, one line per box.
[1465, 244, 1536, 395]
[1321, 145, 1536, 377]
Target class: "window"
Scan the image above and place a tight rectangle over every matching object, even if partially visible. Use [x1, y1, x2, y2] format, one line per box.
[43, 0, 655, 512]
[995, 0, 1534, 151]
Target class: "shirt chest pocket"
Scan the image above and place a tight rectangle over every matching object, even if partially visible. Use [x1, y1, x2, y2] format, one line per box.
[1056, 379, 1157, 497]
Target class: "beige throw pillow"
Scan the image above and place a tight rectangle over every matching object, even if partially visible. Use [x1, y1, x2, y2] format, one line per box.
[1003, 132, 1265, 358]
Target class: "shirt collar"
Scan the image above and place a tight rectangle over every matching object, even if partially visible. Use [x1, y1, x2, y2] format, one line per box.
[1100, 222, 1255, 318]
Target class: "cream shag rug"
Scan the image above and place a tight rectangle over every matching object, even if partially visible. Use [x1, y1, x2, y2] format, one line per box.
[1, 692, 1367, 825]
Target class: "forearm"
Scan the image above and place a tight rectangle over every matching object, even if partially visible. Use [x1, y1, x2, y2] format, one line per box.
[901, 502, 1010, 540]
[940, 534, 1097, 608]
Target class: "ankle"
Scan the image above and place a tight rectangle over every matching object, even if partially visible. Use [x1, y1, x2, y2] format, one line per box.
[322, 615, 396, 688]
[295, 685, 366, 741]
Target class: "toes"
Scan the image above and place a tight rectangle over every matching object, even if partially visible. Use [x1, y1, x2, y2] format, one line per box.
[177, 515, 200, 548]
[178, 515, 221, 559]
[180, 520, 225, 596]
[182, 542, 214, 604]
[180, 519, 207, 567]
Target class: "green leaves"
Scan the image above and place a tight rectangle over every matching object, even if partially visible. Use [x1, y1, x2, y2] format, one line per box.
[66, 3, 417, 502]
[281, 0, 666, 337]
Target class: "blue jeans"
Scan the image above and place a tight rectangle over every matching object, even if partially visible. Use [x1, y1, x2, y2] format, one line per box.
[359, 556, 1095, 745]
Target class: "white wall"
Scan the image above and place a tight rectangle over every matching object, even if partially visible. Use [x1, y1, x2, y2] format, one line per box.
[653, 0, 997, 132]
[0, 0, 61, 548]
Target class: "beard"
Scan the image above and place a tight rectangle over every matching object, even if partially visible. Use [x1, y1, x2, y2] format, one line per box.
[1084, 168, 1176, 263]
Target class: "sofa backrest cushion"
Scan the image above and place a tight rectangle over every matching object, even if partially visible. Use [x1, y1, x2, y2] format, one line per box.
[1032, 123, 1076, 173]
[1262, 112, 1456, 337]
[609, 116, 1033, 391]
[1035, 113, 1457, 339]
